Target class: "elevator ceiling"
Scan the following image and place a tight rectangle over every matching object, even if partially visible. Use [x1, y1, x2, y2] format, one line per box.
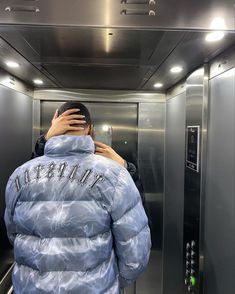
[0, 25, 234, 90]
[0, 0, 234, 90]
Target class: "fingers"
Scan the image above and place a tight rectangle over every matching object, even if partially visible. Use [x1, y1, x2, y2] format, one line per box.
[60, 108, 80, 117]
[95, 147, 107, 153]
[95, 151, 109, 158]
[65, 114, 86, 120]
[67, 119, 86, 125]
[94, 141, 109, 148]
[67, 126, 85, 131]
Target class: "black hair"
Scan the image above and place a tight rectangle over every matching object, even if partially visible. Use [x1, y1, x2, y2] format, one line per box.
[58, 101, 92, 127]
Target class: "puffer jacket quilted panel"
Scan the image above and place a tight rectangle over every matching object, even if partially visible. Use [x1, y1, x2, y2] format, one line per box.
[5, 135, 151, 293]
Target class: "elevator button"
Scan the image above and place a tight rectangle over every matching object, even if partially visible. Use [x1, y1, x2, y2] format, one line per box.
[191, 240, 196, 247]
[186, 270, 190, 276]
[186, 252, 190, 259]
[186, 261, 190, 268]
[191, 250, 196, 257]
[190, 276, 196, 287]
[185, 278, 188, 285]
[190, 269, 195, 275]
[191, 260, 195, 266]
[186, 243, 190, 250]
[188, 285, 192, 292]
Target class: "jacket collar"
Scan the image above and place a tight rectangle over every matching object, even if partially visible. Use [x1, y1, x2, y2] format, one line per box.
[44, 135, 95, 156]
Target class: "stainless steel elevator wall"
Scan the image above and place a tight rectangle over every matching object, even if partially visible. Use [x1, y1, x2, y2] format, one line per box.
[163, 91, 186, 294]
[138, 103, 165, 250]
[0, 85, 32, 292]
[137, 102, 165, 294]
[204, 67, 235, 294]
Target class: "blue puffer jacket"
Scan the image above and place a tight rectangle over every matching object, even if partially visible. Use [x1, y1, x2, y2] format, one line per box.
[5, 135, 151, 294]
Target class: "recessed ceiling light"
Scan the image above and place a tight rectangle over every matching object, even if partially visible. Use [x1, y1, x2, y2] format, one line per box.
[170, 66, 183, 73]
[210, 17, 226, 30]
[5, 61, 19, 68]
[33, 79, 44, 85]
[205, 31, 224, 42]
[154, 83, 163, 88]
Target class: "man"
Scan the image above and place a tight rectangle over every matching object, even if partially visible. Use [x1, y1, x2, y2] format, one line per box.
[32, 107, 144, 204]
[5, 101, 151, 293]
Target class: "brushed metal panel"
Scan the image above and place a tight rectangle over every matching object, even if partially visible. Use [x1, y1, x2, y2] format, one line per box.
[40, 101, 138, 165]
[143, 32, 235, 91]
[33, 99, 41, 150]
[34, 89, 165, 103]
[166, 81, 186, 100]
[0, 68, 33, 96]
[0, 35, 57, 87]
[43, 64, 150, 90]
[204, 68, 235, 294]
[183, 66, 209, 294]
[137, 102, 165, 294]
[163, 91, 186, 294]
[209, 44, 235, 79]
[0, 26, 164, 62]
[138, 102, 164, 248]
[0, 85, 32, 285]
[0, 0, 234, 30]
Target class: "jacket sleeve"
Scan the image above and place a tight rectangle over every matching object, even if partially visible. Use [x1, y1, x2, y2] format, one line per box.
[4, 174, 19, 245]
[110, 168, 151, 288]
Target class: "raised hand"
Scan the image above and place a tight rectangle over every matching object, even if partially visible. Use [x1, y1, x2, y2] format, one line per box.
[94, 140, 126, 167]
[45, 108, 86, 140]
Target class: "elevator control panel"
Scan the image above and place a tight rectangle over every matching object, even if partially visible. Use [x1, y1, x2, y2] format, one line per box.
[186, 126, 200, 172]
[184, 124, 201, 293]
[184, 240, 198, 293]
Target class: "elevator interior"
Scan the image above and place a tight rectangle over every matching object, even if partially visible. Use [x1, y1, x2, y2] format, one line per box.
[0, 1, 235, 294]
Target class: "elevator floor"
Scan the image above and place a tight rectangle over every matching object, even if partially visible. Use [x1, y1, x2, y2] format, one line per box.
[124, 250, 162, 294]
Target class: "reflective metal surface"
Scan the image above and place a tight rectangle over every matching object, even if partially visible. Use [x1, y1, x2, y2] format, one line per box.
[33, 99, 40, 150]
[0, 85, 32, 290]
[166, 80, 185, 101]
[204, 67, 235, 294]
[164, 91, 186, 294]
[209, 44, 235, 79]
[0, 68, 33, 96]
[0, 0, 234, 30]
[138, 102, 165, 293]
[183, 67, 208, 294]
[0, 26, 234, 91]
[34, 89, 165, 102]
[0, 34, 57, 87]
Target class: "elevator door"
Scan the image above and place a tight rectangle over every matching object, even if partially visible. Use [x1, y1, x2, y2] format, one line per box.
[41, 101, 138, 167]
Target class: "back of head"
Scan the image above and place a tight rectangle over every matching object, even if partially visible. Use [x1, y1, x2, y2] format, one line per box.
[58, 101, 92, 128]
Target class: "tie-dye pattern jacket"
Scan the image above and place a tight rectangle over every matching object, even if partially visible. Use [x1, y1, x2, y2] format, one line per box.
[5, 135, 151, 294]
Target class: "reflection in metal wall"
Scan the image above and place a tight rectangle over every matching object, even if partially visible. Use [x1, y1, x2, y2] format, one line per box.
[163, 92, 186, 294]
[41, 101, 138, 165]
[138, 103, 165, 248]
[0, 85, 32, 292]
[137, 103, 165, 294]
[204, 68, 235, 294]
